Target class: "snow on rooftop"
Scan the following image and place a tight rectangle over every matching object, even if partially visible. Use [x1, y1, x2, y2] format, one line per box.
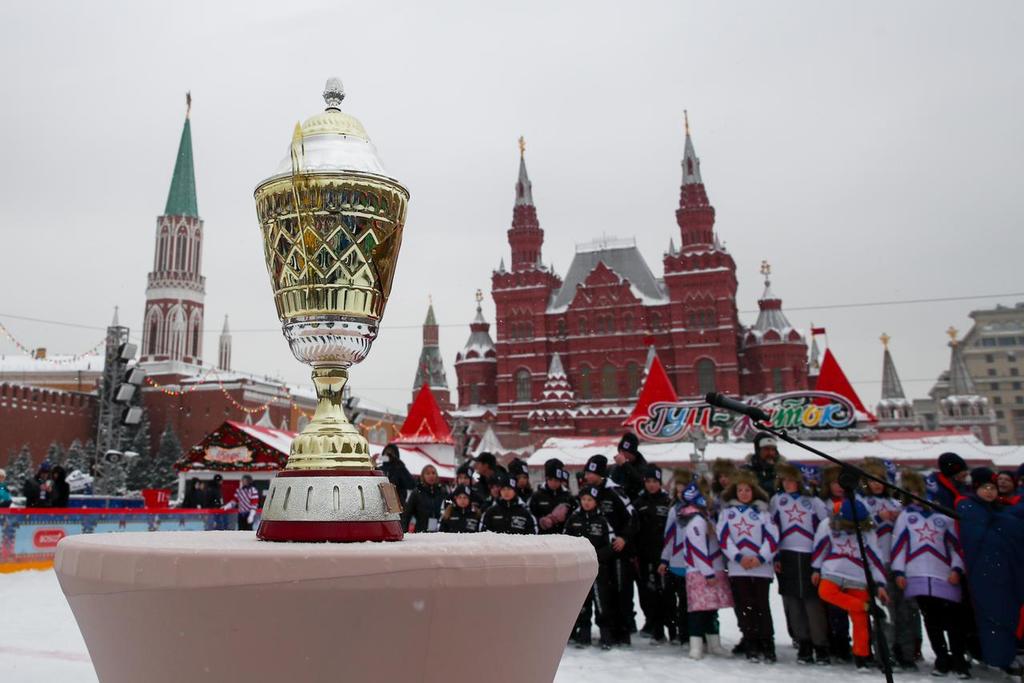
[0, 354, 104, 374]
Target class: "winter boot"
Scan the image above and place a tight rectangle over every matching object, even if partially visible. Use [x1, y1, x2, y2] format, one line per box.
[814, 645, 831, 665]
[689, 637, 705, 660]
[706, 634, 728, 656]
[762, 639, 778, 664]
[649, 625, 666, 645]
[616, 629, 632, 648]
[745, 638, 762, 662]
[855, 655, 874, 673]
[952, 657, 971, 680]
[797, 641, 814, 665]
[732, 636, 747, 656]
[599, 628, 614, 651]
[932, 652, 951, 677]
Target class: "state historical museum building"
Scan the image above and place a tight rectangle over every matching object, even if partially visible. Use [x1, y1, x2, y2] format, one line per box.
[453, 121, 809, 439]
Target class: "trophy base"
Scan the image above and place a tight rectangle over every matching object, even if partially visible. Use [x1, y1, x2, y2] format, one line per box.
[257, 519, 404, 543]
[256, 469, 404, 543]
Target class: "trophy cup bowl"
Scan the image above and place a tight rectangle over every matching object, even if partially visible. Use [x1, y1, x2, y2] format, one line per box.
[254, 78, 409, 542]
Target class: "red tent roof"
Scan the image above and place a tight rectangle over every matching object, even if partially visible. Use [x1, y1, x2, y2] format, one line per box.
[176, 420, 295, 471]
[814, 348, 875, 420]
[624, 355, 680, 426]
[395, 385, 454, 444]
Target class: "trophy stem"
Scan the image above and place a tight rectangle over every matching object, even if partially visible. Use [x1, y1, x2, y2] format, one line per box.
[285, 365, 373, 471]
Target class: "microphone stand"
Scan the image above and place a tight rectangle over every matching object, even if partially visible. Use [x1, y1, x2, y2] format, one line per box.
[706, 398, 958, 683]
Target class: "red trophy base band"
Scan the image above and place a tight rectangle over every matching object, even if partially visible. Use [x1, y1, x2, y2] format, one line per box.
[257, 519, 404, 543]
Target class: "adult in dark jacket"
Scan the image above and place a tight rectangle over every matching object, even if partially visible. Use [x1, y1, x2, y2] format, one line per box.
[49, 466, 70, 508]
[933, 452, 969, 512]
[530, 458, 574, 534]
[471, 452, 501, 505]
[203, 474, 224, 509]
[612, 432, 647, 501]
[956, 468, 1024, 675]
[745, 431, 783, 494]
[439, 485, 481, 533]
[633, 465, 673, 642]
[480, 472, 536, 534]
[583, 453, 637, 645]
[380, 443, 416, 504]
[401, 465, 447, 533]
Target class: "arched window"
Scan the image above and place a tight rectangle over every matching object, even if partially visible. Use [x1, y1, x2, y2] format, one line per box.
[558, 319, 567, 338]
[623, 314, 633, 332]
[578, 317, 588, 336]
[579, 365, 593, 400]
[515, 369, 532, 402]
[168, 308, 186, 360]
[146, 314, 160, 355]
[193, 227, 202, 273]
[602, 363, 618, 399]
[696, 358, 717, 395]
[175, 227, 188, 271]
[157, 227, 169, 270]
[772, 368, 784, 393]
[470, 385, 480, 404]
[626, 362, 641, 396]
[651, 313, 661, 331]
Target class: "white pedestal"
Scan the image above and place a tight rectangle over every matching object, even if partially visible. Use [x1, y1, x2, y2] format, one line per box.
[55, 531, 597, 683]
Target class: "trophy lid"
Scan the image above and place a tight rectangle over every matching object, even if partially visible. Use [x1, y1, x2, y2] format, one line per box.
[266, 78, 393, 180]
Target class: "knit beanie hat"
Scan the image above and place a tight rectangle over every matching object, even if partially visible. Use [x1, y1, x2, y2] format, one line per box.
[682, 481, 707, 508]
[938, 452, 968, 478]
[585, 454, 609, 478]
[643, 465, 663, 482]
[970, 467, 997, 491]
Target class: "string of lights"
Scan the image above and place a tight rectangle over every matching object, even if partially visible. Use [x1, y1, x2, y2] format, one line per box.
[0, 321, 105, 363]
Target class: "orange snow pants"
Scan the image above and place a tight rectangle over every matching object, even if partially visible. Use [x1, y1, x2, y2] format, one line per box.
[818, 579, 870, 657]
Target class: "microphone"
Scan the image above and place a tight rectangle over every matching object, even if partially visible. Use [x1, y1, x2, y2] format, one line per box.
[705, 392, 771, 423]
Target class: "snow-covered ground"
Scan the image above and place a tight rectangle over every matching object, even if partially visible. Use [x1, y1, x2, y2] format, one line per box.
[0, 568, 1009, 682]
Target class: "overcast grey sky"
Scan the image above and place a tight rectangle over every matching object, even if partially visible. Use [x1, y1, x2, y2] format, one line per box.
[1, 1, 1022, 414]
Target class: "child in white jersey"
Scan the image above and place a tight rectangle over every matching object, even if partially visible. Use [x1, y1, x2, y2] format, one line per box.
[811, 497, 890, 672]
[891, 470, 968, 678]
[771, 463, 831, 664]
[717, 470, 779, 663]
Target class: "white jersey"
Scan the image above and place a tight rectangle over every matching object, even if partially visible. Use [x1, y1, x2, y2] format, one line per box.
[810, 518, 887, 586]
[715, 501, 778, 579]
[861, 494, 902, 566]
[770, 492, 829, 553]
[890, 506, 964, 580]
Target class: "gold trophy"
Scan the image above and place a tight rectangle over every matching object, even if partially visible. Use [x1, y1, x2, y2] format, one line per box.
[255, 78, 408, 542]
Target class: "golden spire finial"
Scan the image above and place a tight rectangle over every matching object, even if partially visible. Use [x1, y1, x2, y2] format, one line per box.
[947, 326, 959, 345]
[428, 293, 433, 306]
[759, 259, 771, 283]
[186, 91, 192, 119]
[684, 109, 690, 136]
[475, 289, 483, 304]
[518, 135, 525, 157]
[880, 332, 890, 349]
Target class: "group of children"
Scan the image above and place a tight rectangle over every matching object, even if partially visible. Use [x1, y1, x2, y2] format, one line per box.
[385, 433, 1024, 677]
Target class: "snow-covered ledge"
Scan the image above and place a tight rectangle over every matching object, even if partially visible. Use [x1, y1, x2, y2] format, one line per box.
[54, 532, 597, 683]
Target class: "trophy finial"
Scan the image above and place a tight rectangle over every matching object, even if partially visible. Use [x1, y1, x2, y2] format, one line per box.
[880, 332, 890, 349]
[323, 77, 345, 111]
[947, 326, 959, 345]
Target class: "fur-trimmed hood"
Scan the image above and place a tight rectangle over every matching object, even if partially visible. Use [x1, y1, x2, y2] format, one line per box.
[721, 469, 770, 506]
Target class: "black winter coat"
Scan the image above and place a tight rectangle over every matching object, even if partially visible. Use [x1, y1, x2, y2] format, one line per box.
[439, 505, 481, 533]
[401, 482, 448, 532]
[594, 481, 635, 549]
[381, 458, 416, 504]
[611, 454, 647, 502]
[633, 490, 672, 562]
[529, 485, 575, 535]
[564, 509, 615, 563]
[480, 499, 537, 534]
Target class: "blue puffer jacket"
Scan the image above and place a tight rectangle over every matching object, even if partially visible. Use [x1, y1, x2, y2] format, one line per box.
[956, 495, 1024, 669]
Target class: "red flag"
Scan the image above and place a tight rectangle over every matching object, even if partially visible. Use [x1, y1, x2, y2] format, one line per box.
[814, 349, 875, 420]
[624, 355, 679, 427]
[811, 327, 827, 336]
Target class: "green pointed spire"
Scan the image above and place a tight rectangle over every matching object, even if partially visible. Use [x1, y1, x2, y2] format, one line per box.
[164, 95, 198, 217]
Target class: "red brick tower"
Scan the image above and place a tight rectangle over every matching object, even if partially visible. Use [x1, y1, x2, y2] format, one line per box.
[662, 113, 743, 398]
[140, 93, 205, 373]
[492, 138, 561, 432]
[739, 261, 809, 394]
[454, 290, 498, 410]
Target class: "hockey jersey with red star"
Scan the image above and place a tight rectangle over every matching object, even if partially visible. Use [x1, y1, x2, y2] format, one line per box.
[716, 500, 778, 579]
[890, 505, 964, 580]
[810, 518, 886, 585]
[770, 492, 829, 553]
[861, 494, 902, 566]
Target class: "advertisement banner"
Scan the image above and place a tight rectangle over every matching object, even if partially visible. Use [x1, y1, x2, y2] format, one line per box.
[0, 509, 241, 572]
